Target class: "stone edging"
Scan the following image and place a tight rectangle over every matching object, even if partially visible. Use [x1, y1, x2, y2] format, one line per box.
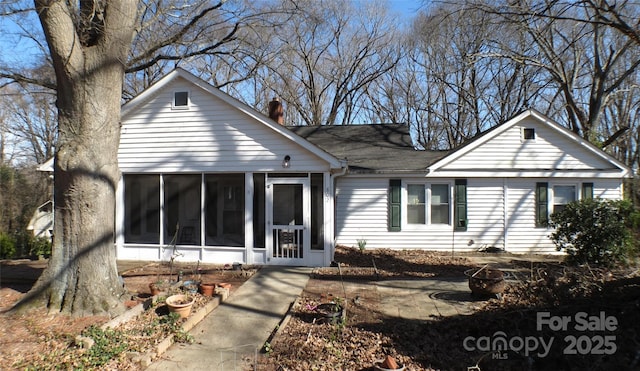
[99, 287, 230, 368]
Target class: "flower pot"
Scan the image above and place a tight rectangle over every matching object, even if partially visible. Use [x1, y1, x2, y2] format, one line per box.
[149, 283, 163, 296]
[166, 294, 194, 319]
[199, 283, 216, 297]
[218, 282, 232, 290]
[374, 356, 405, 370]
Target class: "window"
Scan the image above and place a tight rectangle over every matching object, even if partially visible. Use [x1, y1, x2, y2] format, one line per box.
[522, 128, 536, 140]
[407, 184, 425, 224]
[406, 183, 450, 225]
[553, 185, 576, 214]
[124, 175, 160, 243]
[431, 184, 450, 224]
[172, 91, 189, 109]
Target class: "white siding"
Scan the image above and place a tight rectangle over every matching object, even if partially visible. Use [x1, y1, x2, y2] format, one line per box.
[119, 77, 328, 173]
[465, 179, 505, 250]
[335, 177, 504, 252]
[441, 117, 613, 171]
[335, 176, 625, 254]
[504, 179, 555, 253]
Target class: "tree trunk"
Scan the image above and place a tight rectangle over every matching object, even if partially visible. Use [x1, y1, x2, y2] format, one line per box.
[14, 0, 137, 316]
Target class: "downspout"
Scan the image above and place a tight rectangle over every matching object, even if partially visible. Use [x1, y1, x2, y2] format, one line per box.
[329, 160, 348, 265]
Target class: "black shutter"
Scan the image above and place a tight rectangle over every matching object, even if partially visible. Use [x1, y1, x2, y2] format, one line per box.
[535, 182, 549, 227]
[454, 179, 467, 231]
[388, 179, 401, 232]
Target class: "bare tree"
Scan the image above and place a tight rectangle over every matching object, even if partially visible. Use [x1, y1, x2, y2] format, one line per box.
[0, 0, 245, 316]
[255, 0, 401, 126]
[468, 0, 640, 142]
[5, 85, 57, 165]
[396, 4, 539, 149]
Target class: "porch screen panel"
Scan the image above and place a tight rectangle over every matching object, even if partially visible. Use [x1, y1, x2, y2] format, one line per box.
[253, 174, 265, 248]
[124, 175, 160, 243]
[311, 173, 324, 250]
[205, 174, 245, 247]
[164, 175, 201, 245]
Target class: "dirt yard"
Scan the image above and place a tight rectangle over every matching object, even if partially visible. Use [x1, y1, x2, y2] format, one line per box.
[0, 259, 254, 370]
[1, 248, 639, 370]
[254, 247, 640, 371]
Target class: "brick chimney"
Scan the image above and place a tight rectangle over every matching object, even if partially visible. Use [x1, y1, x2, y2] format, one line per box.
[268, 97, 284, 125]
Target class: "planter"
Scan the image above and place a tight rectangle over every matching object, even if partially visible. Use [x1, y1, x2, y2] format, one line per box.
[464, 268, 506, 297]
[165, 294, 194, 319]
[218, 282, 232, 290]
[199, 283, 216, 297]
[149, 283, 167, 296]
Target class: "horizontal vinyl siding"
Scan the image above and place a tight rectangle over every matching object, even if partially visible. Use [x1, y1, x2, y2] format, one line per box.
[119, 78, 328, 173]
[336, 176, 625, 254]
[465, 180, 505, 250]
[443, 118, 613, 171]
[334, 177, 505, 252]
[504, 179, 555, 253]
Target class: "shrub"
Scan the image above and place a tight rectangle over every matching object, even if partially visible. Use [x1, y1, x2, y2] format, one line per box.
[0, 232, 16, 259]
[549, 198, 638, 267]
[28, 236, 52, 258]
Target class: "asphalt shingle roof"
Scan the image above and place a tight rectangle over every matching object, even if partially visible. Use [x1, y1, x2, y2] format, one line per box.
[287, 124, 449, 174]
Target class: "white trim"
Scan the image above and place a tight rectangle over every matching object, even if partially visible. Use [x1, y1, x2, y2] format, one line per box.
[402, 180, 454, 230]
[503, 178, 509, 251]
[171, 90, 190, 110]
[520, 127, 536, 142]
[426, 170, 626, 178]
[245, 173, 254, 264]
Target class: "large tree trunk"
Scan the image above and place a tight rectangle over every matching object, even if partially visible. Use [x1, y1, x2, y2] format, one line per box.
[14, 1, 137, 316]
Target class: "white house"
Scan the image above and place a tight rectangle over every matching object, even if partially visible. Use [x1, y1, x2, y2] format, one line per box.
[27, 200, 53, 239]
[112, 69, 630, 266]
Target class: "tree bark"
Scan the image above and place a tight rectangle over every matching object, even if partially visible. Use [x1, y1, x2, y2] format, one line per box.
[14, 0, 137, 316]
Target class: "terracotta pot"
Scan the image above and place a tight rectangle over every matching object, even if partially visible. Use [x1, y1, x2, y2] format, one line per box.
[166, 294, 194, 319]
[218, 282, 232, 290]
[149, 283, 161, 296]
[199, 283, 216, 297]
[373, 359, 405, 370]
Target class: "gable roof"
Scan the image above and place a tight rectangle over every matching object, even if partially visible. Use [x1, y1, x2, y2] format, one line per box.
[427, 109, 631, 177]
[288, 124, 449, 174]
[121, 68, 344, 170]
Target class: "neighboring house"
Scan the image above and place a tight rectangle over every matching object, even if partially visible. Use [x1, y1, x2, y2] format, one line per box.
[27, 200, 53, 239]
[60, 68, 631, 266]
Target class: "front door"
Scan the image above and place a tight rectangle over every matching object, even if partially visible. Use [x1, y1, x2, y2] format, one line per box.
[267, 178, 309, 265]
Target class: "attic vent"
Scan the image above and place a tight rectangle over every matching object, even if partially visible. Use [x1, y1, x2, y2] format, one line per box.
[522, 128, 536, 140]
[173, 91, 189, 109]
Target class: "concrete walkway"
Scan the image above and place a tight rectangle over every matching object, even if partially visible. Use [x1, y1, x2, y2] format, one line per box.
[147, 266, 311, 371]
[146, 253, 544, 370]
